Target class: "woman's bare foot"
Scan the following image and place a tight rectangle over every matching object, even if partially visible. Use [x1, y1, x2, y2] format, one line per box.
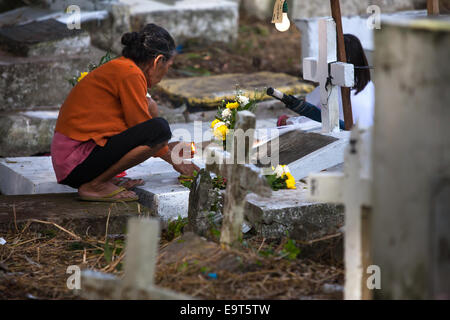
[110, 178, 145, 190]
[78, 181, 137, 199]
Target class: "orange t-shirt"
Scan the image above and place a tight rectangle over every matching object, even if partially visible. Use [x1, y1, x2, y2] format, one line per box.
[55, 56, 168, 157]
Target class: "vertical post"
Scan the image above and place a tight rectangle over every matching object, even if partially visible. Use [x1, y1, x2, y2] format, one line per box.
[330, 0, 354, 130]
[220, 111, 256, 247]
[427, 0, 440, 15]
[319, 19, 341, 134]
[123, 218, 160, 290]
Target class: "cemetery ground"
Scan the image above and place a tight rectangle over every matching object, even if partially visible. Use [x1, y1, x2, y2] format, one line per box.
[0, 12, 343, 300]
[0, 193, 343, 300]
[163, 12, 302, 80]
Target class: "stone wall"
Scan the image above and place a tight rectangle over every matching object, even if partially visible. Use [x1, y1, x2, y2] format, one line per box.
[292, 0, 427, 19]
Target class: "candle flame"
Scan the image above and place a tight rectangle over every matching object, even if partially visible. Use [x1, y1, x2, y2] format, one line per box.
[191, 142, 196, 154]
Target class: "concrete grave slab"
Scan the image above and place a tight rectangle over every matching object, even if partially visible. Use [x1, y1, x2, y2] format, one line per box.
[245, 183, 344, 241]
[0, 193, 146, 237]
[120, 0, 239, 44]
[0, 46, 105, 112]
[0, 110, 58, 157]
[0, 19, 90, 57]
[156, 72, 315, 108]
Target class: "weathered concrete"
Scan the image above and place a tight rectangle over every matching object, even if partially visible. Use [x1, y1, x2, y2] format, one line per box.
[157, 72, 315, 108]
[245, 185, 344, 241]
[0, 47, 105, 112]
[371, 17, 450, 300]
[0, 19, 90, 57]
[187, 169, 223, 237]
[0, 110, 58, 157]
[121, 0, 239, 44]
[0, 193, 148, 237]
[292, 0, 426, 19]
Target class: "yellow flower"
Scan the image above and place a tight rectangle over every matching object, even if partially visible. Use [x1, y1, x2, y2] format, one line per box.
[211, 119, 221, 129]
[77, 72, 89, 82]
[226, 102, 239, 110]
[285, 172, 297, 189]
[214, 124, 229, 141]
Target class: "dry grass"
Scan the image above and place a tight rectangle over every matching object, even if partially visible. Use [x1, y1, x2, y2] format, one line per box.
[0, 218, 343, 300]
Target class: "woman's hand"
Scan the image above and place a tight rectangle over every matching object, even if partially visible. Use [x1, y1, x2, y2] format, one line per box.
[172, 162, 199, 177]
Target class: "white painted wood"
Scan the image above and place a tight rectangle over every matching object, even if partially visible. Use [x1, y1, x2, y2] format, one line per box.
[306, 125, 373, 300]
[123, 218, 159, 290]
[303, 57, 318, 82]
[81, 217, 192, 300]
[331, 62, 355, 88]
[308, 172, 344, 203]
[302, 18, 355, 134]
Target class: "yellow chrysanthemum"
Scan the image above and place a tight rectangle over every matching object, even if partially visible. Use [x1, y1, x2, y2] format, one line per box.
[214, 125, 229, 141]
[77, 72, 89, 82]
[285, 172, 297, 189]
[226, 102, 239, 110]
[211, 119, 221, 129]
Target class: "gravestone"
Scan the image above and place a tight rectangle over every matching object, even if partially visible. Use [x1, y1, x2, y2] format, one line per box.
[157, 72, 314, 108]
[0, 111, 58, 157]
[119, 0, 239, 44]
[206, 111, 272, 246]
[82, 217, 192, 299]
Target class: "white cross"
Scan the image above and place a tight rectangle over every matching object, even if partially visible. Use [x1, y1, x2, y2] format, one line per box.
[81, 217, 192, 300]
[206, 111, 272, 247]
[303, 18, 355, 133]
[307, 125, 373, 300]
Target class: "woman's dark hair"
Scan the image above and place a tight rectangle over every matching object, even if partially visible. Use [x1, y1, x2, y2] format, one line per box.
[121, 24, 176, 65]
[344, 34, 371, 95]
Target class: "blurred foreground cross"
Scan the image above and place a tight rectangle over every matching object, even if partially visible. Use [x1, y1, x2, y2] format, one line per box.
[307, 125, 373, 300]
[81, 218, 191, 300]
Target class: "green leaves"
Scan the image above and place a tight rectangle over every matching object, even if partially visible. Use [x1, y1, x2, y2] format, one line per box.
[167, 215, 189, 241]
[265, 174, 288, 191]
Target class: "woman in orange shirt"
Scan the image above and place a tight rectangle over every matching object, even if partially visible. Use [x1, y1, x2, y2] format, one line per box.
[51, 24, 198, 202]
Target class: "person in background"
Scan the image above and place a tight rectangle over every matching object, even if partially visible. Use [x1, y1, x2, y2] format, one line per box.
[278, 34, 374, 129]
[51, 24, 198, 202]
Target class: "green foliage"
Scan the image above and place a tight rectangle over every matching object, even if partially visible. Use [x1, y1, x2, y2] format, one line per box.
[103, 239, 112, 264]
[281, 233, 301, 260]
[167, 215, 188, 241]
[179, 170, 198, 189]
[42, 229, 57, 239]
[265, 174, 288, 191]
[212, 175, 227, 190]
[67, 51, 116, 87]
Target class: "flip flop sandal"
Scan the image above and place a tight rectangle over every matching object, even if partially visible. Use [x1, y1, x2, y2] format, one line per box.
[79, 187, 139, 202]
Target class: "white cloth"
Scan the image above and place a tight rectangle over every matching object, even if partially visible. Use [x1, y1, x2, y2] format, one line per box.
[306, 81, 375, 128]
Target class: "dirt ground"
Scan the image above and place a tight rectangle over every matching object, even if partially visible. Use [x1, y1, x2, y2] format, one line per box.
[0, 223, 343, 300]
[166, 13, 302, 80]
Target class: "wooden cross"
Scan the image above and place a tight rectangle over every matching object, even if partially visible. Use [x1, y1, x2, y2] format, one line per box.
[303, 18, 355, 134]
[206, 111, 272, 247]
[307, 125, 373, 300]
[330, 0, 354, 130]
[81, 217, 191, 300]
[427, 0, 440, 15]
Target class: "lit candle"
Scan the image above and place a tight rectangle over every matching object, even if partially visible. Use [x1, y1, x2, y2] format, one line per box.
[191, 142, 196, 157]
